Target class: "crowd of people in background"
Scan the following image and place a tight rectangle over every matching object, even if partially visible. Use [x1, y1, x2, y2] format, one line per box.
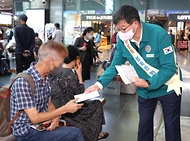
[1, 14, 190, 78]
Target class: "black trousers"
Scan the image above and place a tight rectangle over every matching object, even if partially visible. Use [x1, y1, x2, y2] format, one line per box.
[15, 54, 34, 74]
[138, 92, 181, 141]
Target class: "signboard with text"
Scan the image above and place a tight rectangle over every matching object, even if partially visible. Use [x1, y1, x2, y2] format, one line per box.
[81, 14, 112, 21]
[176, 40, 188, 50]
[169, 14, 190, 21]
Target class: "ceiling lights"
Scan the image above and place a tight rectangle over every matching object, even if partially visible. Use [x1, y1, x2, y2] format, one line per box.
[0, 0, 12, 12]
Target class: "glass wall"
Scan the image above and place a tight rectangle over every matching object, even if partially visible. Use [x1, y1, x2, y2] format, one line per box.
[13, 0, 31, 16]
[149, 0, 190, 10]
[49, 0, 190, 44]
[50, 0, 62, 28]
[13, 0, 31, 27]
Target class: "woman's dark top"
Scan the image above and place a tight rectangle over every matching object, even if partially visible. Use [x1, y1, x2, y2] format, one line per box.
[51, 68, 105, 141]
[33, 37, 43, 55]
[0, 42, 3, 56]
[74, 36, 95, 81]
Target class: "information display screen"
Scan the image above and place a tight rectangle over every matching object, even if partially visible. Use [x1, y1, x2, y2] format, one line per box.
[26, 9, 45, 42]
[0, 14, 12, 25]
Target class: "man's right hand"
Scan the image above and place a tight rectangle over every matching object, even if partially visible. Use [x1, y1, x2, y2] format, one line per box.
[84, 84, 100, 94]
[64, 98, 84, 113]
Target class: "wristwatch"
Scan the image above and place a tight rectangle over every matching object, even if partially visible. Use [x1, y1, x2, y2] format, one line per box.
[145, 80, 151, 86]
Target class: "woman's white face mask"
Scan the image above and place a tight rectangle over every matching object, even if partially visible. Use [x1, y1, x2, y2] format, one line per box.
[87, 34, 93, 40]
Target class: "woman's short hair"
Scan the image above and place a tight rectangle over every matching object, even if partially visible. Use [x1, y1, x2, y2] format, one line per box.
[82, 27, 94, 36]
[113, 5, 140, 25]
[38, 41, 68, 61]
[64, 45, 79, 64]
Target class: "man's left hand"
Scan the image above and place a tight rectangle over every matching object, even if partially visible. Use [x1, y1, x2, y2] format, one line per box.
[45, 117, 60, 131]
[132, 77, 149, 88]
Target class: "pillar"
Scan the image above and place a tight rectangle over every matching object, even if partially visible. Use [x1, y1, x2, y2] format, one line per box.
[30, 0, 50, 9]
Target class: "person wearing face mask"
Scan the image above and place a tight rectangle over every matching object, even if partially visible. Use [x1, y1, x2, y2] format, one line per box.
[10, 41, 85, 141]
[74, 27, 96, 81]
[85, 5, 183, 141]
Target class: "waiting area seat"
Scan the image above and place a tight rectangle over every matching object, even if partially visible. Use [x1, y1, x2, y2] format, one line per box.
[0, 135, 16, 141]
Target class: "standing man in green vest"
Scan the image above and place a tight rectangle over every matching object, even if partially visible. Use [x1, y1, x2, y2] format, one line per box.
[85, 5, 182, 141]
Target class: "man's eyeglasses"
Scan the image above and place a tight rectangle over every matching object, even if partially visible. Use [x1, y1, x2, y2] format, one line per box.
[116, 22, 133, 32]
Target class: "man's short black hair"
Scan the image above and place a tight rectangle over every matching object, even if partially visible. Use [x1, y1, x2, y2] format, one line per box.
[19, 14, 28, 22]
[113, 5, 140, 25]
[54, 23, 60, 28]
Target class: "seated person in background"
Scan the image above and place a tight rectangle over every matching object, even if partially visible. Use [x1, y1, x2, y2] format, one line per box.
[5, 37, 16, 60]
[51, 45, 109, 141]
[0, 41, 10, 69]
[0, 41, 4, 57]
[6, 36, 16, 53]
[10, 41, 84, 141]
[92, 37, 101, 65]
[34, 33, 43, 60]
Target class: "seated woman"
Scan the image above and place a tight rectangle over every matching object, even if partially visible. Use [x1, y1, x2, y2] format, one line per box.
[51, 45, 108, 141]
[33, 33, 43, 60]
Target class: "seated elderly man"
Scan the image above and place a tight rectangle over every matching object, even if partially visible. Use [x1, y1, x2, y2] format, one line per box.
[10, 41, 84, 141]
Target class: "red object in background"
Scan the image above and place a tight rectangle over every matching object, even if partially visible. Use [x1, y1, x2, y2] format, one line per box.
[112, 32, 118, 44]
[176, 40, 188, 50]
[83, 42, 87, 47]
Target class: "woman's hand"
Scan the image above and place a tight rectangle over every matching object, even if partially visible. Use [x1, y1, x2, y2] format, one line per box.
[64, 98, 84, 113]
[80, 46, 87, 51]
[75, 63, 83, 84]
[75, 62, 82, 76]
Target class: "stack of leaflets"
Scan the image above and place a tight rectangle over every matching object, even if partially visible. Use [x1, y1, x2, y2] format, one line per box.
[115, 65, 138, 84]
[74, 91, 100, 103]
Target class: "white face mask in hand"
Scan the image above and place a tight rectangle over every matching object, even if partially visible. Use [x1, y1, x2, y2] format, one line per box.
[118, 29, 135, 41]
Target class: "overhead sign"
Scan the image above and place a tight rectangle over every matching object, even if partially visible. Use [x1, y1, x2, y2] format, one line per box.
[169, 14, 190, 21]
[177, 15, 190, 20]
[81, 14, 113, 21]
[0, 14, 12, 24]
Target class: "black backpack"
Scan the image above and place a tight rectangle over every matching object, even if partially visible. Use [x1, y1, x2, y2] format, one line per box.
[102, 59, 110, 70]
[0, 58, 10, 75]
